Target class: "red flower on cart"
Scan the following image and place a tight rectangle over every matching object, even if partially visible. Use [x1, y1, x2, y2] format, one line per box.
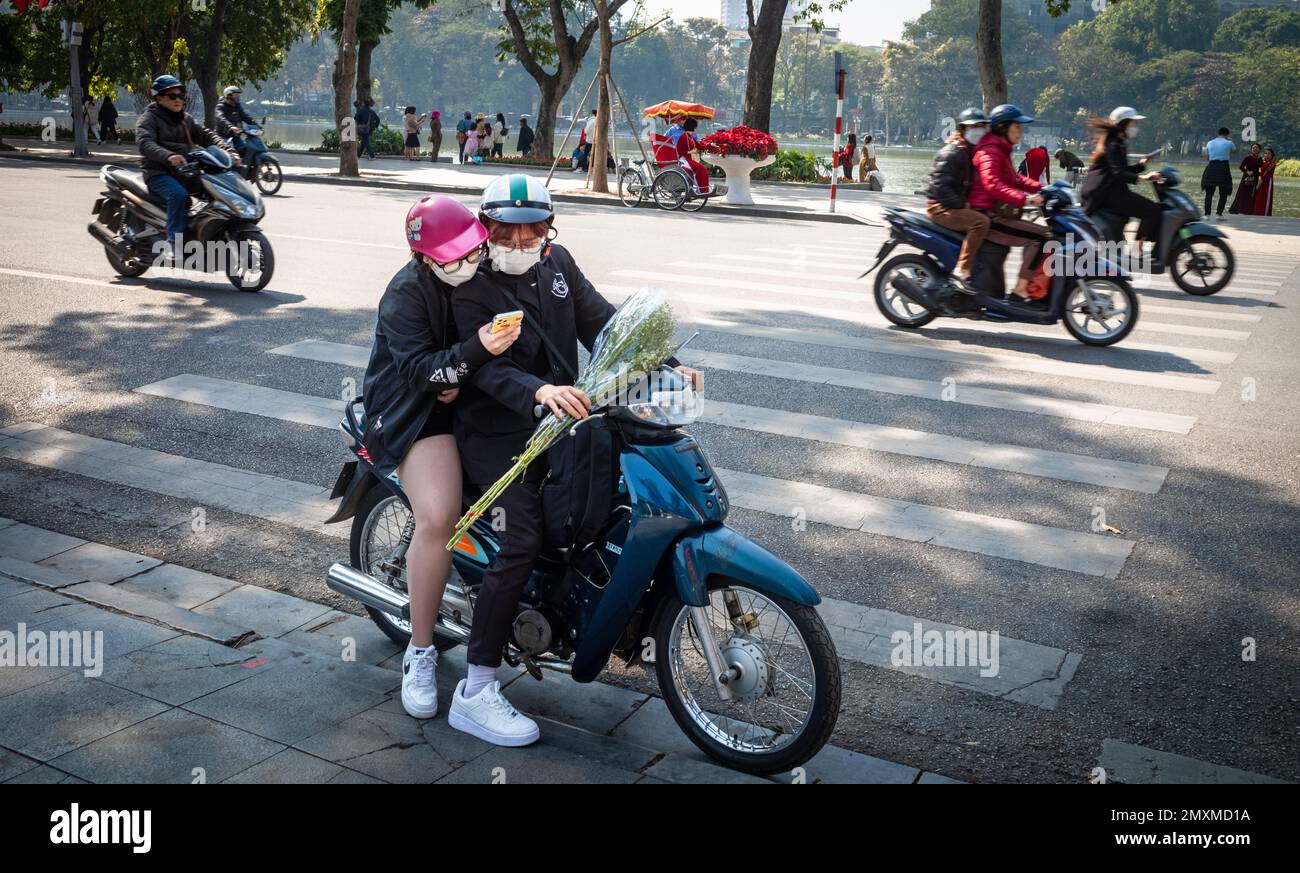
[699, 126, 779, 161]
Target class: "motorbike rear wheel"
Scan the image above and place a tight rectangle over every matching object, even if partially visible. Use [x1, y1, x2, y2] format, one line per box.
[873, 253, 939, 327]
[1171, 235, 1233, 296]
[350, 484, 460, 653]
[103, 245, 149, 278]
[651, 584, 841, 776]
[253, 156, 283, 196]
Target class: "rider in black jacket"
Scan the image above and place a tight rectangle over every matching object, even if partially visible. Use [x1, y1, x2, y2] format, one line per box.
[136, 75, 237, 254]
[924, 108, 990, 294]
[1080, 107, 1165, 260]
[446, 174, 699, 747]
[215, 85, 255, 156]
[360, 194, 520, 721]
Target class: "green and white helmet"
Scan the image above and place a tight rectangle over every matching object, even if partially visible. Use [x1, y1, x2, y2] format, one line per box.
[479, 174, 554, 224]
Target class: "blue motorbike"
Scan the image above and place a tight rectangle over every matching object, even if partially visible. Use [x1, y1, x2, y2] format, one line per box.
[325, 366, 841, 774]
[864, 182, 1140, 346]
[231, 121, 282, 196]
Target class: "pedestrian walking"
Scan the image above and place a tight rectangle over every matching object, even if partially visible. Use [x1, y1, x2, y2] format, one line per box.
[1201, 127, 1236, 217]
[97, 95, 120, 145]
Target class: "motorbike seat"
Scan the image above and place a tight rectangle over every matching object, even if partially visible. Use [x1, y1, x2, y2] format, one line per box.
[911, 215, 967, 245]
[104, 165, 169, 207]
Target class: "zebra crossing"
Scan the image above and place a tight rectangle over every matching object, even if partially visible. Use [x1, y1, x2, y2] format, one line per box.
[0, 237, 1293, 716]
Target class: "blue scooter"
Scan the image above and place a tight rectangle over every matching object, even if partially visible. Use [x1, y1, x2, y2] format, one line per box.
[324, 366, 841, 774]
[864, 182, 1141, 346]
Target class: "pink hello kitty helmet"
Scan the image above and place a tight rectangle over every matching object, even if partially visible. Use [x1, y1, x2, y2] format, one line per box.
[404, 195, 487, 263]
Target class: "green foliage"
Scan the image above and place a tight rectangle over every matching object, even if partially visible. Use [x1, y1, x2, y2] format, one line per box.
[311, 122, 404, 154]
[752, 149, 821, 182]
[1275, 158, 1300, 178]
[1213, 8, 1300, 52]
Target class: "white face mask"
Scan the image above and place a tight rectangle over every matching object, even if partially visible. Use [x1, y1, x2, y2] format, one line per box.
[1126, 125, 1139, 140]
[424, 255, 479, 287]
[489, 242, 542, 275]
[962, 127, 986, 145]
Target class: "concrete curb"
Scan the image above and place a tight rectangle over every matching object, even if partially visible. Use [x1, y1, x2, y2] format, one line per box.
[0, 148, 870, 226]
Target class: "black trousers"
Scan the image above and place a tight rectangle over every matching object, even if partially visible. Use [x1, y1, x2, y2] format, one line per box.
[1099, 185, 1162, 242]
[1202, 160, 1231, 215]
[466, 460, 548, 668]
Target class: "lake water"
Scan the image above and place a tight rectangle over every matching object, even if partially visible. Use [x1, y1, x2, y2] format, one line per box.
[6, 108, 1294, 216]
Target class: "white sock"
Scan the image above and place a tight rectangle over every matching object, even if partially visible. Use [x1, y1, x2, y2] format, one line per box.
[464, 664, 496, 699]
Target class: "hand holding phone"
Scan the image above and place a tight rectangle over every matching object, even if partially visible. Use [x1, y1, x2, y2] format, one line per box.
[490, 310, 524, 334]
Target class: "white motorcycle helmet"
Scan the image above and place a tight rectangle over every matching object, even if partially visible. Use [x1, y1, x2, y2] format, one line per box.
[1108, 106, 1146, 124]
[479, 174, 554, 225]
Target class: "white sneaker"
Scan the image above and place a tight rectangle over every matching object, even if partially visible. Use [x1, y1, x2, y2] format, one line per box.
[448, 679, 540, 747]
[400, 643, 438, 719]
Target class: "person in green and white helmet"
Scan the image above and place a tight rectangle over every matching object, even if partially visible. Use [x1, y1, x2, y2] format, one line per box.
[443, 174, 702, 747]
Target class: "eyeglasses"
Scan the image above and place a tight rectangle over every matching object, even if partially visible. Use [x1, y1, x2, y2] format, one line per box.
[431, 243, 487, 274]
[160, 92, 186, 101]
[494, 239, 545, 254]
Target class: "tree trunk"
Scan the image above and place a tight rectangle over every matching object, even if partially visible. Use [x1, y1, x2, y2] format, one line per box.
[743, 0, 788, 132]
[193, 0, 229, 129]
[356, 39, 376, 107]
[334, 0, 363, 177]
[976, 0, 1007, 113]
[590, 1, 614, 193]
[530, 77, 563, 161]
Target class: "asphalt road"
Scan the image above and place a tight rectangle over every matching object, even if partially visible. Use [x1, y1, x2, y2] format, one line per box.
[1, 158, 1297, 783]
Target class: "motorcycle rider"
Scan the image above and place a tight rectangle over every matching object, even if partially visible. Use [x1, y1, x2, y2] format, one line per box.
[136, 75, 239, 260]
[1080, 106, 1165, 265]
[968, 103, 1048, 302]
[361, 195, 521, 719]
[448, 174, 701, 746]
[215, 85, 256, 159]
[924, 108, 991, 295]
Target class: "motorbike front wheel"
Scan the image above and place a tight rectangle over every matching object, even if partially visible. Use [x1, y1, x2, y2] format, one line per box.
[1171, 235, 1233, 296]
[1062, 277, 1138, 345]
[253, 156, 283, 196]
[652, 584, 841, 776]
[225, 230, 275, 292]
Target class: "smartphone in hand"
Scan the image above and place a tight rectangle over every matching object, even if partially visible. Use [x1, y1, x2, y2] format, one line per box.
[490, 310, 524, 333]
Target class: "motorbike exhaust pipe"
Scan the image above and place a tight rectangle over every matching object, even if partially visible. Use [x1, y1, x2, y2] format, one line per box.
[325, 562, 473, 643]
[87, 220, 124, 251]
[890, 273, 939, 312]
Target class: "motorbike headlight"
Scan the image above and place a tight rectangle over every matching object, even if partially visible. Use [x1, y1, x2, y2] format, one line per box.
[625, 387, 703, 427]
[237, 201, 258, 218]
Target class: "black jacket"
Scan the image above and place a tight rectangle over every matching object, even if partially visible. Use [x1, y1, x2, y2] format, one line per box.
[925, 138, 975, 210]
[215, 97, 254, 138]
[97, 99, 118, 126]
[135, 102, 231, 182]
[450, 244, 616, 484]
[1080, 136, 1142, 212]
[360, 259, 494, 478]
[517, 124, 535, 153]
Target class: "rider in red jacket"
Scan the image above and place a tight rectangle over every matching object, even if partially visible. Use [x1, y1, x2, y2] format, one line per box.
[968, 104, 1048, 301]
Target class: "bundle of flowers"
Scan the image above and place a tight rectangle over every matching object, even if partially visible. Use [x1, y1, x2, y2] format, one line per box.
[698, 125, 779, 161]
[446, 287, 678, 550]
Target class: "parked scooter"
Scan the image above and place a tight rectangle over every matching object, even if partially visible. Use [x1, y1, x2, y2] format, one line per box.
[324, 366, 842, 775]
[864, 181, 1140, 346]
[88, 145, 274, 291]
[1089, 166, 1234, 296]
[231, 120, 283, 196]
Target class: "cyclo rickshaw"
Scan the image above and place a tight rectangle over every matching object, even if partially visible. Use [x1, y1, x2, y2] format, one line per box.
[619, 99, 725, 212]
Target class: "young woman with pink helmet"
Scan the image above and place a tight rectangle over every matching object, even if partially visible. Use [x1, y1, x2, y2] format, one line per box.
[359, 194, 521, 720]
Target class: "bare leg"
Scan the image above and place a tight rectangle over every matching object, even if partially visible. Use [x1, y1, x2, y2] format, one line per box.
[395, 434, 462, 648]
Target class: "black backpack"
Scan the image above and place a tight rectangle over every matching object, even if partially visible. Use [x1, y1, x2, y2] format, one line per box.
[541, 418, 623, 549]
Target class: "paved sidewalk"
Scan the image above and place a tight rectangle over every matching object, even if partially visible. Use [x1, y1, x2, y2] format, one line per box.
[0, 517, 963, 784]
